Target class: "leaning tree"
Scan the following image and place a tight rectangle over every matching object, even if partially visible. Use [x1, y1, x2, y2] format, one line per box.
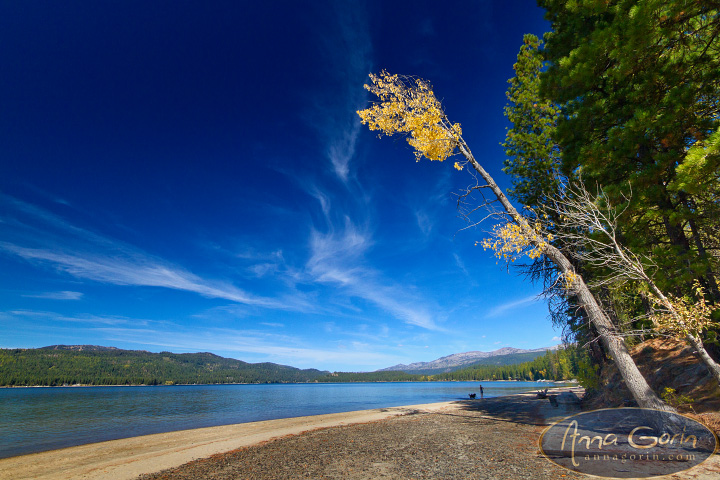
[357, 70, 673, 411]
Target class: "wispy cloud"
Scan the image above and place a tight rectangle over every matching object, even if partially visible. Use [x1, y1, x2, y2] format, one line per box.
[1, 242, 274, 306]
[306, 220, 444, 331]
[414, 210, 433, 236]
[221, 246, 302, 286]
[0, 195, 297, 309]
[100, 323, 401, 369]
[21, 290, 83, 300]
[452, 252, 479, 288]
[453, 253, 469, 277]
[260, 322, 284, 328]
[5, 309, 146, 326]
[484, 294, 539, 319]
[313, 2, 372, 183]
[15, 305, 451, 370]
[0, 307, 404, 369]
[309, 186, 332, 221]
[327, 122, 360, 184]
[307, 218, 370, 280]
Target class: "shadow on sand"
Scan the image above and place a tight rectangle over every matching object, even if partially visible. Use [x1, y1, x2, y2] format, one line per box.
[448, 388, 585, 427]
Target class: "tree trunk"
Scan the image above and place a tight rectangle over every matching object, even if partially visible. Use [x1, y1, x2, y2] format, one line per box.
[457, 139, 674, 412]
[686, 333, 720, 387]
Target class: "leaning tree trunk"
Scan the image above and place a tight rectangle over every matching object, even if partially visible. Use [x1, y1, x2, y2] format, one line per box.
[544, 245, 673, 411]
[686, 333, 720, 386]
[457, 139, 674, 412]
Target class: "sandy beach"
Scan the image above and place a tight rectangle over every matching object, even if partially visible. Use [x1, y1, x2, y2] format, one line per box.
[0, 402, 451, 480]
[1, 389, 718, 480]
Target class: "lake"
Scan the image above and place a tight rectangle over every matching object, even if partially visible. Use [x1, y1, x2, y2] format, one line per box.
[0, 381, 560, 458]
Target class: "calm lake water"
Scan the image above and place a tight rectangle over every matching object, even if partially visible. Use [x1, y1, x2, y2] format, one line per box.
[0, 381, 561, 458]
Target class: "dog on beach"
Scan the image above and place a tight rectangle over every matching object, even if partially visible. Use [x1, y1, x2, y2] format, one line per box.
[469, 393, 476, 399]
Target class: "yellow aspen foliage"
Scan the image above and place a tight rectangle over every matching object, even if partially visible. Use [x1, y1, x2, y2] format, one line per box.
[479, 221, 550, 263]
[561, 271, 579, 291]
[356, 70, 462, 162]
[651, 281, 719, 338]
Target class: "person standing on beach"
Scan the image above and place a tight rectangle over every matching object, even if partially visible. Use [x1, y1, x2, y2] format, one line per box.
[479, 384, 484, 399]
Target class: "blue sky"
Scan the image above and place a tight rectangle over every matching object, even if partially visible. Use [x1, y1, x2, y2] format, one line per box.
[0, 1, 560, 371]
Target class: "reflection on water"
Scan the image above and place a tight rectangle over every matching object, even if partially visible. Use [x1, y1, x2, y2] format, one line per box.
[0, 381, 560, 458]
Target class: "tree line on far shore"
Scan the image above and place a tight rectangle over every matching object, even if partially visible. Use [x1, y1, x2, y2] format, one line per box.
[0, 345, 585, 387]
[0, 346, 328, 386]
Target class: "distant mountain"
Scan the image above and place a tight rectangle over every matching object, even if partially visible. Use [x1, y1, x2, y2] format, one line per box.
[378, 346, 558, 375]
[0, 345, 330, 386]
[43, 345, 125, 352]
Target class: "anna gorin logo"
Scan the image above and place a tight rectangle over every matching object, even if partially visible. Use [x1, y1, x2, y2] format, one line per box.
[539, 408, 718, 478]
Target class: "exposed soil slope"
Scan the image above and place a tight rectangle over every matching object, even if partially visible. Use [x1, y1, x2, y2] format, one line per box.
[584, 338, 720, 435]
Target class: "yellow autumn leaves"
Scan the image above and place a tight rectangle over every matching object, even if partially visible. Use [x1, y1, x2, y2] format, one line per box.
[479, 221, 550, 262]
[357, 70, 585, 293]
[651, 281, 719, 338]
[356, 70, 462, 162]
[479, 220, 580, 291]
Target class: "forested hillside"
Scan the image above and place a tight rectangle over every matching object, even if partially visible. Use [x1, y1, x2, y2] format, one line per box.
[0, 346, 329, 386]
[433, 345, 588, 382]
[382, 349, 554, 375]
[463, 350, 553, 368]
[0, 345, 587, 386]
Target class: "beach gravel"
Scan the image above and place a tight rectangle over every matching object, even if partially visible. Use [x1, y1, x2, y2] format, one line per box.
[139, 394, 586, 480]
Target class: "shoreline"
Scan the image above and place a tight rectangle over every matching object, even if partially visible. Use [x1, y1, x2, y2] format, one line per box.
[0, 379, 579, 388]
[0, 401, 457, 480]
[4, 387, 717, 480]
[0, 387, 580, 480]
[0, 381, 573, 461]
